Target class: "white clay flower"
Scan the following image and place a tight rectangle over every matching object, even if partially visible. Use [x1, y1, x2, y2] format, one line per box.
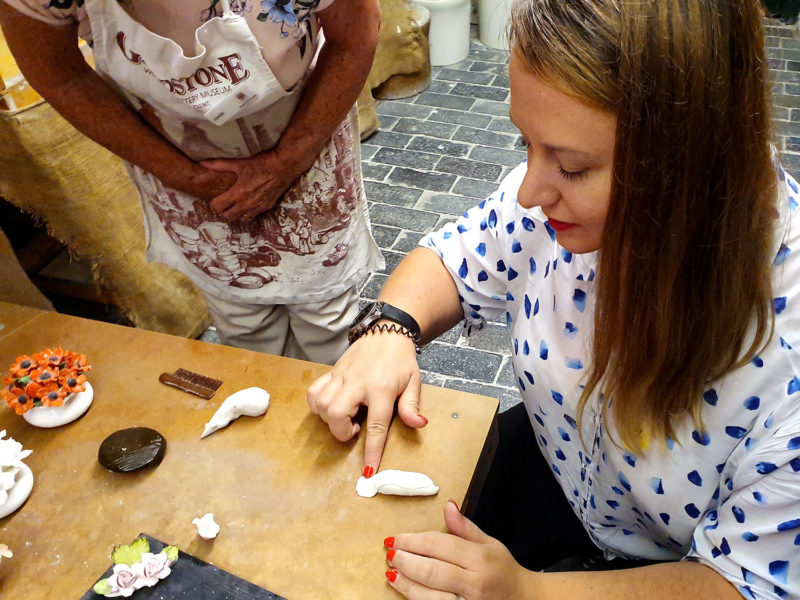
[137, 551, 173, 587]
[192, 513, 221, 539]
[0, 543, 12, 565]
[0, 430, 32, 470]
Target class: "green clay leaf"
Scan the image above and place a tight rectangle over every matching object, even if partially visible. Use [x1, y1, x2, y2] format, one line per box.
[93, 578, 112, 596]
[163, 545, 179, 563]
[16, 375, 31, 386]
[112, 536, 150, 566]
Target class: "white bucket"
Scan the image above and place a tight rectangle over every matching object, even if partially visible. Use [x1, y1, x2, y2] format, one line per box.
[414, 0, 471, 66]
[478, 0, 514, 50]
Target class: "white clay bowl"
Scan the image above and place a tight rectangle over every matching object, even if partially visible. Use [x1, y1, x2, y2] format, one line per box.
[22, 382, 93, 428]
[0, 463, 33, 519]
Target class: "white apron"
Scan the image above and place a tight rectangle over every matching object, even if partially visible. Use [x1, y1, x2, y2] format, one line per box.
[83, 0, 383, 303]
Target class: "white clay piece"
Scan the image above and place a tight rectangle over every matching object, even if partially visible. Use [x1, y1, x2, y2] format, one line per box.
[22, 382, 94, 428]
[356, 469, 439, 498]
[192, 513, 221, 539]
[201, 387, 270, 439]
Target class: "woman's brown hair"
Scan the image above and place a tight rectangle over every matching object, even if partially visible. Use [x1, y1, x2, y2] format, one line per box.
[510, 0, 776, 452]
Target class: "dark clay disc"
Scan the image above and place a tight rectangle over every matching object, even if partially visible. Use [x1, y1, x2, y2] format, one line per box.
[98, 427, 166, 472]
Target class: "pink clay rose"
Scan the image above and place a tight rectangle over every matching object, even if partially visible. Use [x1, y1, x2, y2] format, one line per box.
[108, 563, 142, 597]
[138, 551, 173, 586]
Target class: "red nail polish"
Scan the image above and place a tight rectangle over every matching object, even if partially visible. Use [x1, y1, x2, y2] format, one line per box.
[448, 498, 459, 510]
[363, 465, 375, 478]
[386, 549, 396, 561]
[385, 568, 398, 583]
[417, 413, 428, 425]
[384, 536, 395, 548]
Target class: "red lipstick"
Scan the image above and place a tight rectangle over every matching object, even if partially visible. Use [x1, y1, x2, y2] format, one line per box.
[547, 218, 575, 232]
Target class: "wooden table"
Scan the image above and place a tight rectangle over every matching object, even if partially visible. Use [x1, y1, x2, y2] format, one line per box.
[0, 302, 498, 599]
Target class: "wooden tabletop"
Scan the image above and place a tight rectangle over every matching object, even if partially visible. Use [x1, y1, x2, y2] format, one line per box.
[0, 302, 498, 599]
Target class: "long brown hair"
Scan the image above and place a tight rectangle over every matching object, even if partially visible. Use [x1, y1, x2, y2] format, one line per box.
[510, 0, 776, 452]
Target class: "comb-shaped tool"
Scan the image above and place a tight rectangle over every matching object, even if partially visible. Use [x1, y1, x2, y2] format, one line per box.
[158, 368, 222, 400]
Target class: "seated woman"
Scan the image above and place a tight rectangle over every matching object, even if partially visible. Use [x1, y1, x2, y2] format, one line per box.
[308, 0, 800, 597]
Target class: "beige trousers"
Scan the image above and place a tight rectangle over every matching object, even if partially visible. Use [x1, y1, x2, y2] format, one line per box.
[203, 286, 360, 365]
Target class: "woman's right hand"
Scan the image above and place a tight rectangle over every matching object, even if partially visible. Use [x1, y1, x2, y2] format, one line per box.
[306, 329, 427, 476]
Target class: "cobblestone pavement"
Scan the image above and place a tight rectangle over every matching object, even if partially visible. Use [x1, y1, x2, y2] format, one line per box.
[358, 20, 800, 413]
[202, 20, 798, 413]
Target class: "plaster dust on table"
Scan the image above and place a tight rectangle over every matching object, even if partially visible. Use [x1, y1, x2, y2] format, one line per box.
[355, 469, 439, 498]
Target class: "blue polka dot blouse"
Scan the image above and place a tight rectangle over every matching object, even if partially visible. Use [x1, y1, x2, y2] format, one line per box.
[422, 163, 800, 600]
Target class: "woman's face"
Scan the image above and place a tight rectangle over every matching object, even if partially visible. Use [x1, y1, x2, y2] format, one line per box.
[509, 50, 616, 254]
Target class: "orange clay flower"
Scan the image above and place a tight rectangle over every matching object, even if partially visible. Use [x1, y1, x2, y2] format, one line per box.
[39, 383, 67, 407]
[9, 355, 35, 379]
[0, 385, 31, 415]
[2, 349, 91, 415]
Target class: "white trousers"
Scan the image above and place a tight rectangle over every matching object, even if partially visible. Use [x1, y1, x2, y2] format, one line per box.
[203, 286, 360, 365]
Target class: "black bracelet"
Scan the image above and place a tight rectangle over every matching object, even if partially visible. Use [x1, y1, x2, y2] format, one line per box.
[350, 323, 422, 354]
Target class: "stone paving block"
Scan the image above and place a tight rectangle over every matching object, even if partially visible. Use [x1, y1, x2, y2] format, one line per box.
[392, 230, 425, 253]
[435, 214, 459, 230]
[453, 125, 516, 148]
[470, 99, 510, 116]
[360, 145, 379, 161]
[443, 378, 521, 413]
[435, 156, 504, 181]
[452, 176, 500, 198]
[364, 181, 423, 207]
[428, 107, 493, 128]
[394, 118, 458, 139]
[417, 342, 503, 382]
[415, 192, 480, 217]
[461, 322, 512, 354]
[452, 83, 509, 102]
[488, 117, 519, 134]
[421, 371, 448, 387]
[492, 74, 510, 88]
[779, 151, 800, 179]
[377, 101, 434, 119]
[379, 249, 406, 274]
[469, 60, 506, 75]
[388, 167, 458, 192]
[359, 273, 388, 300]
[496, 358, 516, 388]
[773, 69, 800, 83]
[469, 145, 526, 167]
[373, 147, 439, 170]
[775, 106, 791, 120]
[776, 119, 800, 136]
[362, 130, 413, 149]
[428, 80, 457, 94]
[377, 115, 399, 130]
[369, 202, 441, 232]
[407, 136, 471, 158]
[468, 46, 510, 63]
[415, 92, 476, 111]
[438, 323, 464, 344]
[437, 68, 495, 85]
[786, 136, 800, 152]
[370, 224, 401, 249]
[361, 163, 391, 181]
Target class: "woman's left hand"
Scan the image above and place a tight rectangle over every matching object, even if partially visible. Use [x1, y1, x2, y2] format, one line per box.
[203, 150, 300, 222]
[385, 500, 537, 599]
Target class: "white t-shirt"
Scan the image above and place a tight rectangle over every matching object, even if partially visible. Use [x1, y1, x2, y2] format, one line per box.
[423, 162, 800, 600]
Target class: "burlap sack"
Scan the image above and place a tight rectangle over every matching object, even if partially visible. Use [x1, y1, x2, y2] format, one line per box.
[0, 101, 210, 337]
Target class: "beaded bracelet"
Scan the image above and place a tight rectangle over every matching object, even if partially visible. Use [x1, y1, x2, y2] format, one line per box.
[350, 323, 422, 355]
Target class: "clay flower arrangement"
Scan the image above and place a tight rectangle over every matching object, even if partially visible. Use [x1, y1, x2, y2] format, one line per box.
[1, 348, 93, 427]
[93, 536, 178, 598]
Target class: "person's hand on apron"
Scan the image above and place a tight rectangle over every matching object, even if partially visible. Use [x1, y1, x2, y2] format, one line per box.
[203, 149, 298, 222]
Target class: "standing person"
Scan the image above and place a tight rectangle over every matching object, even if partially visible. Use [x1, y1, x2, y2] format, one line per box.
[307, 0, 800, 597]
[0, 0, 383, 364]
